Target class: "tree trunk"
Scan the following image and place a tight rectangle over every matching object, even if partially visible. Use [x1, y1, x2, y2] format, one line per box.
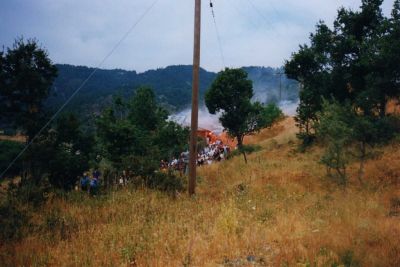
[237, 136, 247, 164]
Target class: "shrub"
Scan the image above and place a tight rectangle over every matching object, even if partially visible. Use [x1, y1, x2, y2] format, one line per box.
[316, 101, 353, 185]
[7, 179, 50, 208]
[228, 144, 262, 159]
[146, 171, 185, 193]
[0, 140, 23, 178]
[332, 250, 360, 267]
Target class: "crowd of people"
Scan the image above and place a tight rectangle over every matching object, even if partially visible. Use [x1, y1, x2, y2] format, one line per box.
[79, 170, 100, 195]
[197, 140, 231, 165]
[160, 139, 231, 175]
[78, 133, 232, 190]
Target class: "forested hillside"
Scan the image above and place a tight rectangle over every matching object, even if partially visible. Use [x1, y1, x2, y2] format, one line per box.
[47, 64, 298, 115]
[47, 64, 215, 114]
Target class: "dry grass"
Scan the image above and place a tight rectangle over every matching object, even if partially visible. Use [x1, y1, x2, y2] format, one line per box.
[0, 134, 26, 143]
[1, 118, 399, 266]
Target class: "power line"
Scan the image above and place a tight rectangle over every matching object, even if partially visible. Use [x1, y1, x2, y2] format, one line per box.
[228, 0, 277, 40]
[209, 0, 226, 69]
[0, 0, 160, 179]
[242, 0, 282, 39]
[264, 0, 290, 30]
[245, 0, 274, 30]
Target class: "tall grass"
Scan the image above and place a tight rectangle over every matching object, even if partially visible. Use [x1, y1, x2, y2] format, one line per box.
[1, 118, 399, 266]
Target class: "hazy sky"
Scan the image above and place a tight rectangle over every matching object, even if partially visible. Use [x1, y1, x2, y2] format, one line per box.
[0, 0, 396, 72]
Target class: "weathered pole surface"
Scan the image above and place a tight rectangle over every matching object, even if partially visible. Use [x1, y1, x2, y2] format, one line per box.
[189, 0, 201, 196]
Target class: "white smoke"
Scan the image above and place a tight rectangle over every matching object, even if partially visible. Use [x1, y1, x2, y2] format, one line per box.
[170, 101, 298, 133]
[169, 106, 224, 134]
[278, 100, 299, 116]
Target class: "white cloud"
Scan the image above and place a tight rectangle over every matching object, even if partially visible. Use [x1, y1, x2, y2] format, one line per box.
[0, 0, 396, 72]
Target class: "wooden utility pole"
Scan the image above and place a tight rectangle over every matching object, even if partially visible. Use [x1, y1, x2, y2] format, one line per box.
[189, 0, 201, 196]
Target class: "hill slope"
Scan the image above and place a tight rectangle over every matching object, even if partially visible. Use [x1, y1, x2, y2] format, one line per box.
[2, 118, 398, 266]
[47, 64, 217, 114]
[47, 65, 299, 116]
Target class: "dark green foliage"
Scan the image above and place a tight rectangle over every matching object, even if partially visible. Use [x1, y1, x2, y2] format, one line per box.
[285, 0, 400, 145]
[0, 38, 57, 142]
[97, 108, 146, 171]
[10, 113, 94, 191]
[205, 68, 255, 163]
[47, 65, 217, 116]
[227, 145, 262, 159]
[146, 171, 185, 193]
[205, 68, 282, 163]
[47, 114, 93, 190]
[316, 101, 353, 185]
[96, 88, 164, 178]
[96, 87, 189, 189]
[8, 178, 49, 208]
[0, 38, 89, 194]
[128, 87, 168, 132]
[0, 140, 23, 178]
[316, 99, 399, 184]
[332, 250, 360, 267]
[206, 68, 253, 116]
[46, 65, 298, 122]
[155, 121, 189, 160]
[258, 103, 284, 128]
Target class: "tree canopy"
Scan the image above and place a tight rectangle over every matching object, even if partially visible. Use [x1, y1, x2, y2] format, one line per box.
[96, 86, 189, 179]
[205, 68, 282, 163]
[285, 0, 400, 145]
[286, 0, 400, 183]
[0, 38, 57, 142]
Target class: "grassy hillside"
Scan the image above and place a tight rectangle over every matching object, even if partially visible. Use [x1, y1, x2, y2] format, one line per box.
[1, 118, 399, 266]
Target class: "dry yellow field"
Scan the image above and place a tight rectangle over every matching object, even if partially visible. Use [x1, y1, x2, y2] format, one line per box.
[1, 118, 399, 266]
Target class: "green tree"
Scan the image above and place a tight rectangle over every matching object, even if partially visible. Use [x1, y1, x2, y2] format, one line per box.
[96, 87, 188, 185]
[96, 106, 141, 172]
[205, 68, 281, 163]
[47, 114, 93, 190]
[0, 140, 24, 178]
[154, 121, 189, 160]
[128, 86, 168, 132]
[285, 0, 400, 145]
[0, 38, 57, 142]
[259, 103, 284, 129]
[316, 99, 396, 185]
[316, 101, 354, 186]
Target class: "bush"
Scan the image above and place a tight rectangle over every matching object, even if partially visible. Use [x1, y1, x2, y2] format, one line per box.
[146, 171, 185, 193]
[316, 101, 353, 185]
[228, 144, 262, 159]
[260, 103, 284, 128]
[0, 140, 23, 178]
[7, 179, 49, 208]
[332, 250, 360, 267]
[296, 132, 316, 152]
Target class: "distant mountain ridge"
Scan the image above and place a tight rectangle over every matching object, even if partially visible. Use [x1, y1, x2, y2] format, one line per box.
[47, 64, 298, 115]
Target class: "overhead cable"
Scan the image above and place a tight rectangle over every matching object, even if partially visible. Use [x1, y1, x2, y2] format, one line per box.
[0, 0, 160, 179]
[209, 0, 226, 69]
